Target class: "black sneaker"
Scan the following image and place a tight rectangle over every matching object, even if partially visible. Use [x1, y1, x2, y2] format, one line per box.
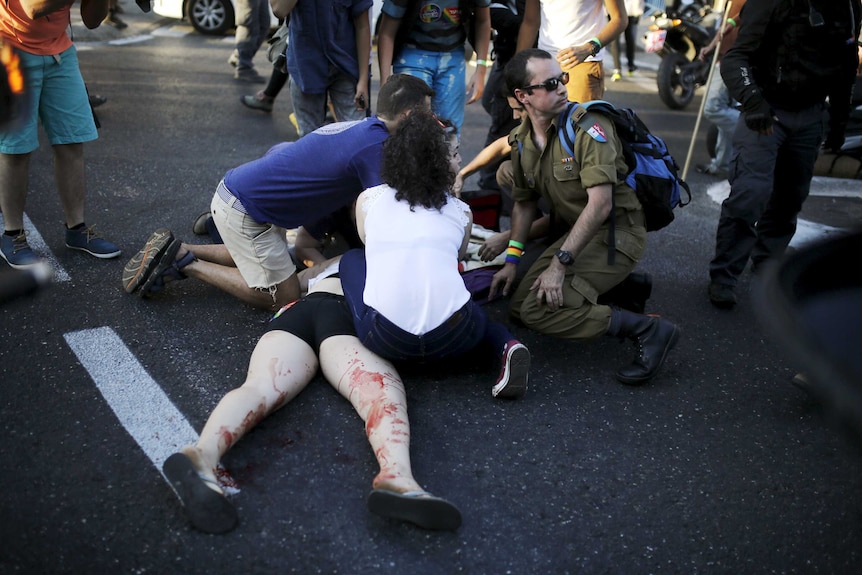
[708, 282, 737, 309]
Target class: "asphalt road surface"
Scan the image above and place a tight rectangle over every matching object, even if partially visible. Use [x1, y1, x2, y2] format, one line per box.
[2, 6, 861, 574]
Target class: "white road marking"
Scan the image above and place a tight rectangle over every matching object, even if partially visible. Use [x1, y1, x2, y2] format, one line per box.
[151, 26, 193, 38]
[64, 326, 238, 493]
[108, 34, 155, 45]
[0, 213, 70, 282]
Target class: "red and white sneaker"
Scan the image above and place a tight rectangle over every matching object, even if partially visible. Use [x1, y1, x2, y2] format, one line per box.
[492, 341, 530, 398]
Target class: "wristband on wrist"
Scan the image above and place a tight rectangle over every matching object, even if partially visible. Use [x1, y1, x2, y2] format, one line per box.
[727, 17, 736, 27]
[475, 59, 492, 67]
[507, 240, 525, 251]
[505, 254, 522, 265]
[588, 37, 602, 56]
[505, 244, 524, 265]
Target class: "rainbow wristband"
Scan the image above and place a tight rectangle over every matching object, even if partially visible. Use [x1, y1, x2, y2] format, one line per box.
[507, 240, 525, 251]
[505, 245, 524, 265]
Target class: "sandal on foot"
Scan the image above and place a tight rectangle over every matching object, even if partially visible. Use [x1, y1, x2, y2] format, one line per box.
[122, 229, 174, 294]
[162, 452, 238, 534]
[139, 238, 182, 298]
[144, 249, 197, 293]
[367, 489, 462, 530]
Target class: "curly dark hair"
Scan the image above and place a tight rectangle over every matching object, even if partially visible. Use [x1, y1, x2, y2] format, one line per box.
[381, 113, 457, 212]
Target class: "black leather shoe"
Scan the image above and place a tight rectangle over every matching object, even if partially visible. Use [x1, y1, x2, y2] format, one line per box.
[708, 282, 737, 309]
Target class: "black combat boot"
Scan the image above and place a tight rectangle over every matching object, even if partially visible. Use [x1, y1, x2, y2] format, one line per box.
[598, 272, 652, 314]
[607, 309, 680, 385]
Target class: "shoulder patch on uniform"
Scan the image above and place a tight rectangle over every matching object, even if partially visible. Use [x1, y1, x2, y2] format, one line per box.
[586, 122, 607, 142]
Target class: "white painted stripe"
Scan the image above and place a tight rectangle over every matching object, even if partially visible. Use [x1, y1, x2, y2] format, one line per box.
[0, 213, 70, 282]
[108, 34, 155, 45]
[64, 327, 238, 493]
[151, 26, 193, 38]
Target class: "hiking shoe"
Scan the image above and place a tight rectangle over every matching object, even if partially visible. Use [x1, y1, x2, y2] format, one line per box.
[611, 69, 622, 82]
[234, 68, 265, 84]
[492, 340, 530, 398]
[89, 94, 108, 108]
[708, 282, 737, 309]
[103, 12, 127, 28]
[1, 232, 41, 269]
[241, 93, 273, 112]
[65, 226, 121, 259]
[192, 212, 211, 235]
[122, 228, 174, 293]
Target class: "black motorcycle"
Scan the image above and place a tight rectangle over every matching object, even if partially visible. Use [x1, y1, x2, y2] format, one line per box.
[644, 0, 719, 110]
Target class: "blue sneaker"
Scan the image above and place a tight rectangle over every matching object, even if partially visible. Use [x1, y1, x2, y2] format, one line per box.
[0, 232, 41, 269]
[65, 225, 122, 259]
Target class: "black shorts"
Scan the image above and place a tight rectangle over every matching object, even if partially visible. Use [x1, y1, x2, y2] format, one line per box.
[265, 292, 356, 354]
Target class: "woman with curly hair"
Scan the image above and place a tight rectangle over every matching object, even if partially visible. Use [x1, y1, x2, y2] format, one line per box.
[339, 113, 531, 398]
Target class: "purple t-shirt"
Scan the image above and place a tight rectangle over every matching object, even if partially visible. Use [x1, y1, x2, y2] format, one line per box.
[223, 117, 388, 229]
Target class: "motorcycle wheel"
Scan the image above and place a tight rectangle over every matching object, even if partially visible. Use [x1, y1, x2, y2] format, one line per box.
[657, 52, 697, 110]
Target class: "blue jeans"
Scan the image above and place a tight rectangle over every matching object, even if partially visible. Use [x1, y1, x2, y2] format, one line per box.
[396, 45, 466, 132]
[703, 68, 739, 172]
[339, 249, 512, 362]
[710, 104, 824, 285]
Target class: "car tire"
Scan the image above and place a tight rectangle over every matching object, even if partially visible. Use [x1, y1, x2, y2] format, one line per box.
[187, 0, 234, 35]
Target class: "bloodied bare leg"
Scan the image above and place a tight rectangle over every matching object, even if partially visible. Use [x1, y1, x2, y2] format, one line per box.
[163, 331, 318, 534]
[321, 335, 462, 530]
[320, 335, 420, 494]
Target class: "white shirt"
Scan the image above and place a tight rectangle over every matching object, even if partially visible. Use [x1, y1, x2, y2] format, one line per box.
[360, 184, 472, 335]
[537, 0, 607, 60]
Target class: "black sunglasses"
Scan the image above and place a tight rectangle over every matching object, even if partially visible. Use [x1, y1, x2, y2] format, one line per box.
[522, 72, 570, 93]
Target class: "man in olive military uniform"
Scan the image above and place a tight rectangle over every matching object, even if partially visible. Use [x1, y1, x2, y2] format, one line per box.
[489, 48, 679, 385]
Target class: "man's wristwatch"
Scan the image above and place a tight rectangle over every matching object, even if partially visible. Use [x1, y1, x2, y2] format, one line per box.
[587, 39, 602, 56]
[555, 249, 575, 266]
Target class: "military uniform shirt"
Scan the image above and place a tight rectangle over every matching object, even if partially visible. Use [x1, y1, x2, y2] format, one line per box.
[509, 112, 642, 229]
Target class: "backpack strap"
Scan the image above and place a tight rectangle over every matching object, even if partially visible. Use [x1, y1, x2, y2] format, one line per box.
[562, 100, 619, 266]
[560, 100, 617, 157]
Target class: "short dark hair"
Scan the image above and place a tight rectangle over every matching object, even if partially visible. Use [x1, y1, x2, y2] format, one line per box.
[376, 74, 435, 120]
[381, 114, 456, 211]
[504, 49, 553, 98]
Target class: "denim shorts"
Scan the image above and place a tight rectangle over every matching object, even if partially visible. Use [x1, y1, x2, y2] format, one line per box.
[0, 46, 97, 154]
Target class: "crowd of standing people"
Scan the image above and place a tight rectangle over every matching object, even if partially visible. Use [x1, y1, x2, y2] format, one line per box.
[3, 0, 860, 534]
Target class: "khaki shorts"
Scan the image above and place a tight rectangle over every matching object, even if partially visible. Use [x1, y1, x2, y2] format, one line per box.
[562, 60, 604, 104]
[210, 181, 296, 291]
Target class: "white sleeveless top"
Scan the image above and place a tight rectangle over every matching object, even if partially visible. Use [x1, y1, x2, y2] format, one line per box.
[361, 184, 472, 335]
[537, 0, 606, 61]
